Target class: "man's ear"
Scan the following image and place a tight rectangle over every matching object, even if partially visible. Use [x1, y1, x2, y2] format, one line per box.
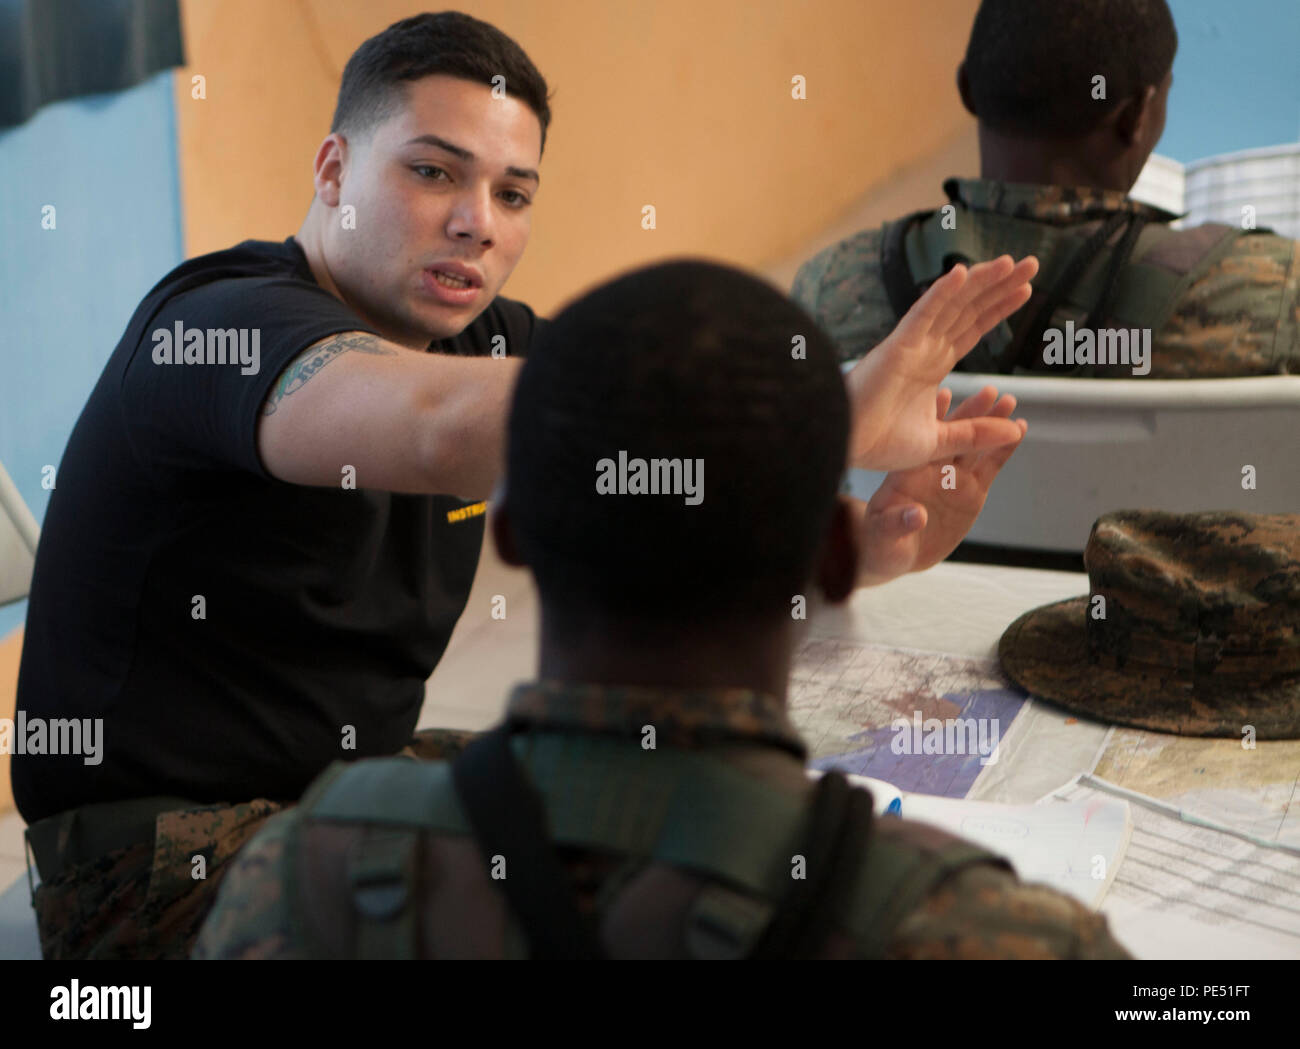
[1113, 84, 1158, 147]
[956, 62, 978, 118]
[312, 133, 348, 208]
[816, 497, 858, 605]
[490, 496, 528, 568]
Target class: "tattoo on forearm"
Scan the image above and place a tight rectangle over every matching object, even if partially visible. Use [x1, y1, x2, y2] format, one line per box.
[261, 332, 397, 416]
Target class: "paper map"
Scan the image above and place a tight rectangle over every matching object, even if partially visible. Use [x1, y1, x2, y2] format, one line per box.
[1089, 727, 1300, 848]
[789, 638, 1024, 798]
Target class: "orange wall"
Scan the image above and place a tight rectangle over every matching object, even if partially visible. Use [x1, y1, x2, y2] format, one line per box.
[0, 629, 21, 812]
[175, 0, 980, 314]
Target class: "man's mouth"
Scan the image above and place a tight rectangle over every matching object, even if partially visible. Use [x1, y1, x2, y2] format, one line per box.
[431, 270, 473, 289]
[421, 263, 484, 307]
[425, 262, 483, 288]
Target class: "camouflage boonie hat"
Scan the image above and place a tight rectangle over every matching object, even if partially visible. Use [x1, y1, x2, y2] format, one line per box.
[998, 511, 1300, 738]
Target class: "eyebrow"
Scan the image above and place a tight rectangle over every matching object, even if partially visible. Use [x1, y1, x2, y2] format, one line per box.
[402, 133, 540, 184]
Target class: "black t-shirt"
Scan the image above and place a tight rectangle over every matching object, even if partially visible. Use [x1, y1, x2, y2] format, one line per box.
[13, 237, 540, 823]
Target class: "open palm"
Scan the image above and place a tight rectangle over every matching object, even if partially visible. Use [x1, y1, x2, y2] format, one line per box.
[845, 254, 1038, 471]
[853, 385, 1026, 586]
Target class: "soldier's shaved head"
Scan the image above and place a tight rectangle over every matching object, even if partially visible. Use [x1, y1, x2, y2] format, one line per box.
[499, 259, 850, 628]
[962, 0, 1177, 140]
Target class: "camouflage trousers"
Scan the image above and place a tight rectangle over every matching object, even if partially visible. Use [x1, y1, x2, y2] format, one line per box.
[30, 727, 478, 960]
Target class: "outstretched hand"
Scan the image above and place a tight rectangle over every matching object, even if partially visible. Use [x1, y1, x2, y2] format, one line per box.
[851, 385, 1027, 587]
[845, 254, 1037, 471]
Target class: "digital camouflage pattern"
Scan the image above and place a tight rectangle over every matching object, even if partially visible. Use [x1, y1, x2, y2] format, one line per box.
[195, 800, 1130, 961]
[792, 178, 1300, 378]
[1000, 511, 1300, 739]
[191, 811, 301, 960]
[32, 799, 282, 960]
[504, 678, 808, 758]
[396, 726, 478, 762]
[193, 682, 1134, 960]
[28, 727, 472, 959]
[886, 859, 1128, 960]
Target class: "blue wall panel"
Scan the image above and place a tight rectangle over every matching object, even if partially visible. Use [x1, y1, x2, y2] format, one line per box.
[0, 70, 183, 637]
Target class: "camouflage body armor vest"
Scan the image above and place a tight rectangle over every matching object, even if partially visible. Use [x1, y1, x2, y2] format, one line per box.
[880, 193, 1245, 374]
[270, 729, 1008, 958]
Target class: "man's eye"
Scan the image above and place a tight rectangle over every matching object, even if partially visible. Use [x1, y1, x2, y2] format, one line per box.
[500, 190, 531, 207]
[413, 165, 448, 181]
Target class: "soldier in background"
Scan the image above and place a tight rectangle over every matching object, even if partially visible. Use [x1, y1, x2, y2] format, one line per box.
[793, 0, 1299, 378]
[195, 259, 1130, 960]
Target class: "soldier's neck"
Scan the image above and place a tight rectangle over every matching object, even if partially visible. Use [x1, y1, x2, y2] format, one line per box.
[536, 609, 792, 701]
[977, 125, 1137, 195]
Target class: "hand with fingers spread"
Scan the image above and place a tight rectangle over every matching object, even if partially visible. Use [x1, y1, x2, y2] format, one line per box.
[844, 254, 1038, 471]
[851, 384, 1027, 587]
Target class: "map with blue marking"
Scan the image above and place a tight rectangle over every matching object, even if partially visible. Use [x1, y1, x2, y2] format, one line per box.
[789, 639, 1026, 799]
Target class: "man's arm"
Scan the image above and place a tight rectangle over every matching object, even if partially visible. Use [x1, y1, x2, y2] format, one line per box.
[255, 331, 521, 499]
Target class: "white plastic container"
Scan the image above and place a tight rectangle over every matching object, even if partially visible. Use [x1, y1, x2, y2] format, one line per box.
[844, 373, 1300, 554]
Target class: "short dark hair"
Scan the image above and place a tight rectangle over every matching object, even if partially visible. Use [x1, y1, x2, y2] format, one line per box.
[964, 0, 1177, 138]
[331, 12, 552, 152]
[505, 260, 850, 626]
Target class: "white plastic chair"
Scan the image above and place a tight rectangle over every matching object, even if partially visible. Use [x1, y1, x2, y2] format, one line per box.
[0, 465, 41, 957]
[0, 459, 39, 607]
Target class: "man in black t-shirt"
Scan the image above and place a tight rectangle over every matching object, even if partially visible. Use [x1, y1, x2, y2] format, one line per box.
[14, 12, 1036, 959]
[15, 13, 553, 959]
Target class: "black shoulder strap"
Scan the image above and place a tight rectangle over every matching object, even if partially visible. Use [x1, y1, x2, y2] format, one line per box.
[1005, 210, 1134, 371]
[748, 771, 874, 959]
[880, 210, 935, 320]
[453, 733, 874, 960]
[451, 727, 607, 959]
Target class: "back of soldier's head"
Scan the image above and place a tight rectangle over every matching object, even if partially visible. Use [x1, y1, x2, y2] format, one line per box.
[504, 260, 849, 627]
[964, 0, 1177, 139]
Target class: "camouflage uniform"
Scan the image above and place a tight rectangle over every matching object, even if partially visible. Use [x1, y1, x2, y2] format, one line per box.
[27, 727, 477, 960]
[31, 799, 283, 960]
[792, 178, 1300, 377]
[194, 682, 1131, 960]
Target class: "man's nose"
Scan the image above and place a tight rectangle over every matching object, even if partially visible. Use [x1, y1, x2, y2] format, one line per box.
[446, 185, 494, 246]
